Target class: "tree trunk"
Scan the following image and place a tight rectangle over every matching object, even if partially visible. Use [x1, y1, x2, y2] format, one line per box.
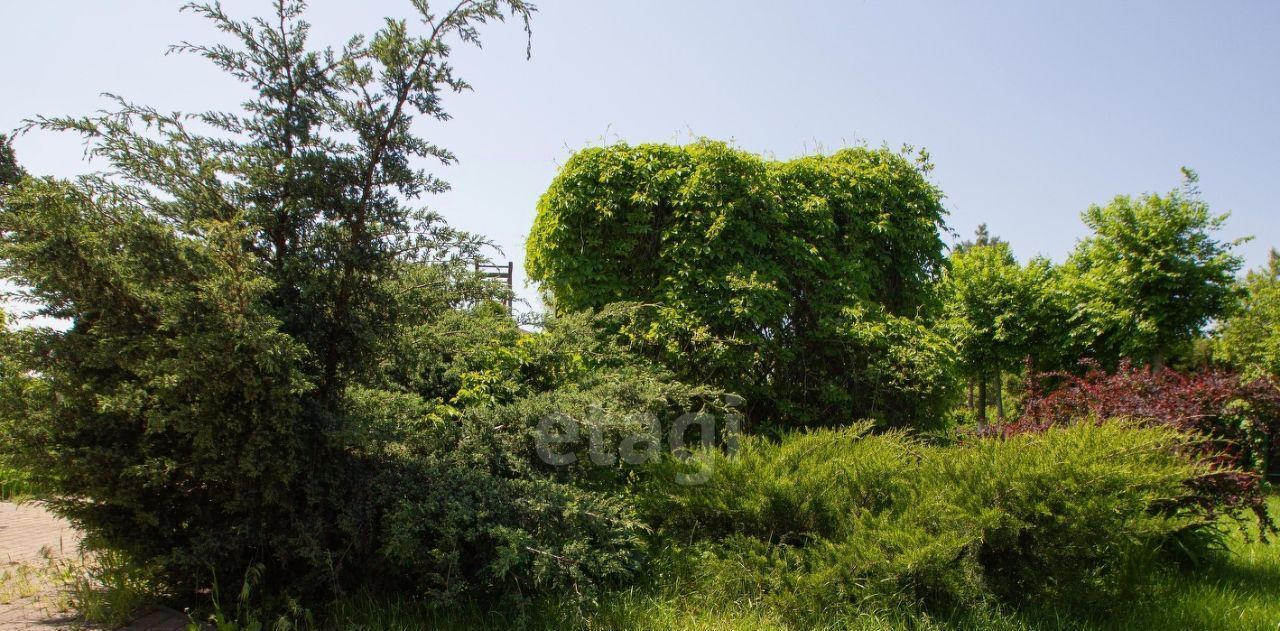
[995, 370, 1005, 424]
[967, 378, 974, 411]
[976, 375, 988, 429]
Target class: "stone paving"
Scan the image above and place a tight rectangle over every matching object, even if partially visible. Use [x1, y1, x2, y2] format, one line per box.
[1, 502, 82, 565]
[0, 502, 186, 631]
[0, 502, 79, 630]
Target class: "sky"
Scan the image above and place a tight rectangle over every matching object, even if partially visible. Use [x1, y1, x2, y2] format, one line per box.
[3, 0, 1278, 312]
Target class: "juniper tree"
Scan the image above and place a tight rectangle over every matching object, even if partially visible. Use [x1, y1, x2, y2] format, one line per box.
[0, 135, 24, 188]
[1, 0, 534, 597]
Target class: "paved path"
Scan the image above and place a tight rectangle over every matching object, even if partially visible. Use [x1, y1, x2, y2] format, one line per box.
[0, 502, 80, 630]
[0, 502, 81, 567]
[0, 502, 185, 630]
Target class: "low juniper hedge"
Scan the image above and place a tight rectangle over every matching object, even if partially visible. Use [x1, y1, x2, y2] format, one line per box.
[999, 360, 1280, 534]
[641, 422, 1214, 622]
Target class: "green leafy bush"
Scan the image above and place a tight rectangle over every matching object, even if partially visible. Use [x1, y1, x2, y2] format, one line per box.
[348, 309, 732, 601]
[526, 141, 957, 431]
[0, 315, 40, 501]
[934, 424, 1206, 609]
[0, 463, 37, 501]
[642, 422, 1213, 625]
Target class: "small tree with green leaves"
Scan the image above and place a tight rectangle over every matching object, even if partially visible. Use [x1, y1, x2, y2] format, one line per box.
[1215, 249, 1280, 380]
[942, 235, 1053, 426]
[1063, 170, 1243, 370]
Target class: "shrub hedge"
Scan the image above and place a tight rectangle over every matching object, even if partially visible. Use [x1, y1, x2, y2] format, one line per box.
[641, 422, 1215, 625]
[1009, 361, 1280, 533]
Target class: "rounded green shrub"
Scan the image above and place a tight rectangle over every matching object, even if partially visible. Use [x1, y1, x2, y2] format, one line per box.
[527, 140, 957, 431]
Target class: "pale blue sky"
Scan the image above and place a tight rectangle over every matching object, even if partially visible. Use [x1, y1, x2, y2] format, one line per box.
[3, 1, 1277, 310]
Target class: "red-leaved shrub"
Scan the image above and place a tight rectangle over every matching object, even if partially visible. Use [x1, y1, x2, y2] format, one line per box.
[1002, 360, 1280, 534]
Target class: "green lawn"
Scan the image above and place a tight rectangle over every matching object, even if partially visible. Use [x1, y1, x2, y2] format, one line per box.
[954, 495, 1280, 631]
[1095, 496, 1280, 631]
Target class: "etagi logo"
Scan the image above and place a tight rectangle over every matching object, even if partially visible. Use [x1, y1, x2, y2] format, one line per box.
[535, 394, 743, 485]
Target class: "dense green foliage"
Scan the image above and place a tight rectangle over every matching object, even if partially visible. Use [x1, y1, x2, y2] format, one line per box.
[361, 308, 732, 600]
[141, 494, 1280, 630]
[527, 141, 956, 430]
[1060, 171, 1243, 370]
[637, 423, 1213, 626]
[0, 0, 709, 606]
[0, 313, 40, 501]
[937, 174, 1248, 428]
[0, 464, 36, 501]
[941, 238, 1057, 424]
[1215, 251, 1280, 381]
[0, 134, 24, 188]
[1011, 361, 1280, 530]
[586, 496, 1280, 631]
[0, 140, 35, 497]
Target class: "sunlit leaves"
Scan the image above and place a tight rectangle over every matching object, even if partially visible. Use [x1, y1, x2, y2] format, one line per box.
[528, 140, 955, 429]
[1064, 170, 1243, 367]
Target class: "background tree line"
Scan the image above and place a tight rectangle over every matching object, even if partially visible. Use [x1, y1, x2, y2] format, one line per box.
[528, 150, 1271, 432]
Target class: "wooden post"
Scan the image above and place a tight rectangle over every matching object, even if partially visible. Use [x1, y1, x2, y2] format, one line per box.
[475, 260, 515, 313]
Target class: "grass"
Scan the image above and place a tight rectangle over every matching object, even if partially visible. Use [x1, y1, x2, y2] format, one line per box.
[0, 563, 46, 605]
[67, 542, 165, 629]
[0, 548, 76, 618]
[0, 537, 159, 628]
[0, 461, 40, 501]
[1095, 496, 1280, 631]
